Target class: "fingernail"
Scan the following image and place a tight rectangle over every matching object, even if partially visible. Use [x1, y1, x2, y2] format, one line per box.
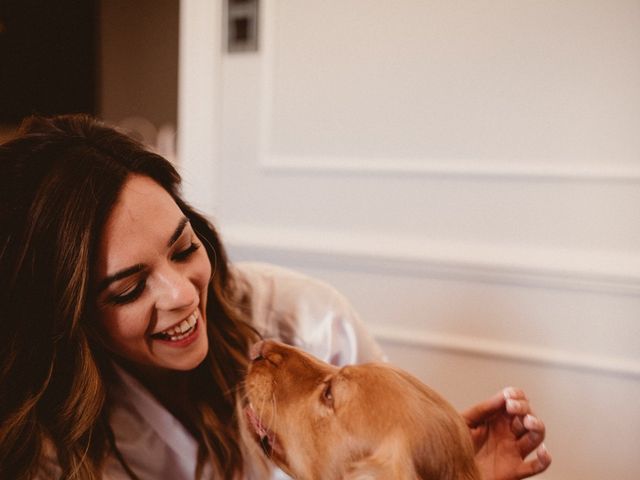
[506, 399, 520, 411]
[525, 414, 540, 428]
[503, 387, 518, 399]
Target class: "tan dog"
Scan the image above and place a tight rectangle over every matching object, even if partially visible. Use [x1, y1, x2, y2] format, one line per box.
[244, 340, 480, 480]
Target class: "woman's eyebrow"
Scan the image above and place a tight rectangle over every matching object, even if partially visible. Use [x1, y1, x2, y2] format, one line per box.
[97, 264, 145, 293]
[168, 217, 189, 247]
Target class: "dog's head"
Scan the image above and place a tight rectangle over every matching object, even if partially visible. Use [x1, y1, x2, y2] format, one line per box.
[244, 340, 479, 480]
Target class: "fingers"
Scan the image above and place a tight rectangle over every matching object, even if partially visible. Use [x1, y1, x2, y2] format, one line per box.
[503, 386, 527, 402]
[511, 415, 526, 438]
[462, 386, 530, 427]
[504, 388, 533, 438]
[517, 414, 546, 456]
[504, 388, 529, 416]
[505, 398, 529, 438]
[463, 387, 547, 449]
[466, 386, 551, 480]
[461, 388, 508, 428]
[516, 443, 552, 478]
[467, 423, 488, 452]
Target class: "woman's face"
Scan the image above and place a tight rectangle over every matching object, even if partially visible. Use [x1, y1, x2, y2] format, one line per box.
[94, 175, 211, 372]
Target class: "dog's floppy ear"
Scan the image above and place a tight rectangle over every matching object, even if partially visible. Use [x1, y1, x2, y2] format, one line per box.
[343, 456, 396, 480]
[343, 442, 417, 480]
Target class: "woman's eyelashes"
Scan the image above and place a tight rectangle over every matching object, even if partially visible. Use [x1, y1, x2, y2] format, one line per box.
[107, 241, 201, 306]
[110, 279, 146, 305]
[172, 241, 201, 262]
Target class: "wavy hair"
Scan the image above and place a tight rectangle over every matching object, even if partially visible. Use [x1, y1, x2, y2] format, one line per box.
[0, 114, 259, 479]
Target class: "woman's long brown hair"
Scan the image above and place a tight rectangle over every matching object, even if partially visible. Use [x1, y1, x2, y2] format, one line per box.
[0, 114, 258, 479]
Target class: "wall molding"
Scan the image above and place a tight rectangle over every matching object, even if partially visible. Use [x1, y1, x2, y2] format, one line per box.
[223, 224, 640, 296]
[260, 154, 640, 182]
[371, 324, 640, 379]
[257, 2, 640, 183]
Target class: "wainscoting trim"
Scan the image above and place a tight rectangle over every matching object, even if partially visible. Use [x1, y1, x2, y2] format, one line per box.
[224, 225, 640, 297]
[260, 154, 640, 182]
[371, 325, 640, 379]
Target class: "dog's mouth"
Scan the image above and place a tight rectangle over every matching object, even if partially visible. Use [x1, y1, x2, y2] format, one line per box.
[244, 403, 278, 457]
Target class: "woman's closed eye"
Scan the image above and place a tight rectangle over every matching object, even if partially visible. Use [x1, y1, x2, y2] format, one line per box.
[109, 279, 146, 305]
[172, 241, 201, 262]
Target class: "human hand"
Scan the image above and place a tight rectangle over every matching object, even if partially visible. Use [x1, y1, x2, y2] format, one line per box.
[461, 387, 551, 480]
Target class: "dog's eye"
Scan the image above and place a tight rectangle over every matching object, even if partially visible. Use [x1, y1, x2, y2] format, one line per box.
[322, 382, 334, 407]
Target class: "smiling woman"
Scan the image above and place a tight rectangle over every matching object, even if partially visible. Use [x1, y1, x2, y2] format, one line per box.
[0, 115, 261, 479]
[0, 114, 550, 480]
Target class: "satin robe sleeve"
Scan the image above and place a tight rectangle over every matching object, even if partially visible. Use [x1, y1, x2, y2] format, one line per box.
[232, 261, 386, 366]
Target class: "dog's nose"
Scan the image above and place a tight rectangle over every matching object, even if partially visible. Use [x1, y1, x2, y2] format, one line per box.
[250, 340, 285, 366]
[249, 340, 265, 361]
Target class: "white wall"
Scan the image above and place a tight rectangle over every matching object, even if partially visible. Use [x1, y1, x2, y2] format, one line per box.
[179, 1, 640, 479]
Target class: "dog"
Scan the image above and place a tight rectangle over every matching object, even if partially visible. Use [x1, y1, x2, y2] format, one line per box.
[244, 340, 480, 480]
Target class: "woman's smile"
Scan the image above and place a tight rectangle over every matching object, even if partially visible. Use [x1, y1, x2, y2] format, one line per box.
[151, 308, 201, 346]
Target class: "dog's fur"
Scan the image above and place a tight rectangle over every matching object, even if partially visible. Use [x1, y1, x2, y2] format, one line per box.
[244, 340, 480, 480]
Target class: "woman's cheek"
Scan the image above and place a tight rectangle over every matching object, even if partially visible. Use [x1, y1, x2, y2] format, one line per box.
[198, 244, 212, 275]
[103, 306, 150, 346]
[193, 248, 212, 290]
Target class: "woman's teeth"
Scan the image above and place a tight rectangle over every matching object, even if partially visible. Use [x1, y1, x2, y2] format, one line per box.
[156, 311, 198, 341]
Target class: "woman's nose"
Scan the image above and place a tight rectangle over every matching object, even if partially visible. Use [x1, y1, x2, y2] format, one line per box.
[153, 265, 197, 311]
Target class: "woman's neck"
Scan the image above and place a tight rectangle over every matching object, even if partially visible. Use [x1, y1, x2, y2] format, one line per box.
[116, 359, 199, 435]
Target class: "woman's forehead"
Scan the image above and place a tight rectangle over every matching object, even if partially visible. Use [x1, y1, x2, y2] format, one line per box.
[96, 175, 184, 273]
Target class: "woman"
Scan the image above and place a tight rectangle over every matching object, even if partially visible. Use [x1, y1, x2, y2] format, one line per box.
[0, 114, 550, 479]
